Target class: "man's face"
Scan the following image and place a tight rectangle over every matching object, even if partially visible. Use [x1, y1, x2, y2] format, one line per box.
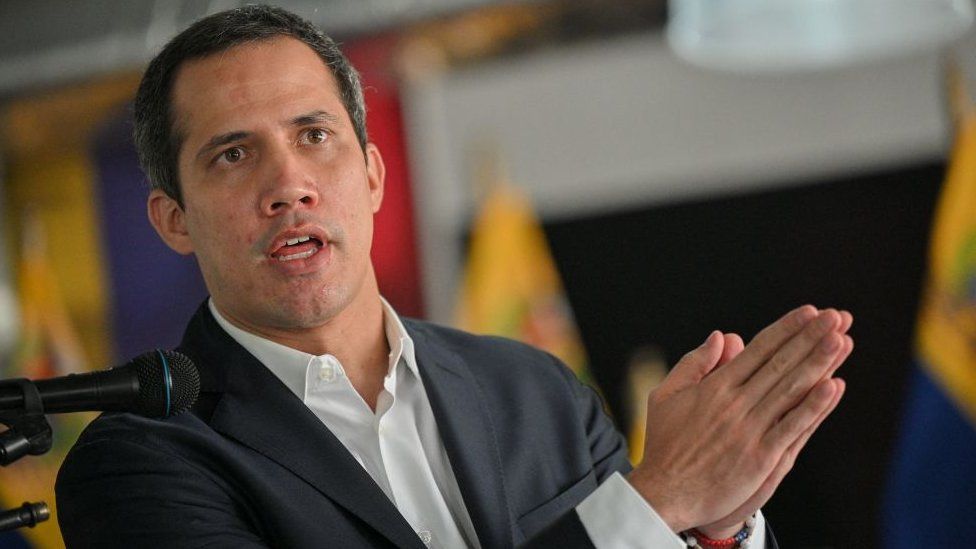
[149, 37, 384, 332]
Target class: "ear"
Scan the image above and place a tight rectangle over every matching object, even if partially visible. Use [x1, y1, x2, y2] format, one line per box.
[364, 142, 385, 214]
[147, 189, 194, 255]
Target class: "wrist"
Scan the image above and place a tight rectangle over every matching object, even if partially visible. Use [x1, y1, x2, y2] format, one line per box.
[625, 468, 691, 533]
[683, 515, 758, 549]
[697, 523, 742, 539]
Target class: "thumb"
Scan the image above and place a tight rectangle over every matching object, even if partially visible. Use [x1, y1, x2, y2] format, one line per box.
[716, 333, 745, 370]
[662, 330, 725, 393]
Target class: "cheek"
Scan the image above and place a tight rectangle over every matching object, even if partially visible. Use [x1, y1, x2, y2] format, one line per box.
[343, 200, 372, 242]
[187, 208, 234, 259]
[193, 202, 239, 233]
[221, 212, 254, 245]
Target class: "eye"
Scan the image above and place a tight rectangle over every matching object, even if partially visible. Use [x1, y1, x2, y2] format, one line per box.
[304, 128, 328, 145]
[219, 146, 246, 164]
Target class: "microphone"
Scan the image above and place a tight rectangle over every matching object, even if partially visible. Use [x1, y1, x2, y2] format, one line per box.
[0, 350, 200, 419]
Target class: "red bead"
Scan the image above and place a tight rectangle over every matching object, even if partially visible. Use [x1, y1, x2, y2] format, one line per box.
[688, 529, 738, 548]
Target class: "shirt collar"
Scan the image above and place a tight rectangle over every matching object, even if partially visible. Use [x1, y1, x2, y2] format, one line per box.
[208, 297, 418, 401]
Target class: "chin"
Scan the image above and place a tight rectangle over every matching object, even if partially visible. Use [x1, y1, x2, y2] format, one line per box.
[269, 289, 351, 329]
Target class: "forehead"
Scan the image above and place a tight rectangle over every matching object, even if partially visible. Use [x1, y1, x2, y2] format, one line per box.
[170, 36, 345, 148]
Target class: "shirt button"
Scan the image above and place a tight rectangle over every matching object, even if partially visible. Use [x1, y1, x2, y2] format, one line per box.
[417, 529, 432, 546]
[318, 363, 336, 382]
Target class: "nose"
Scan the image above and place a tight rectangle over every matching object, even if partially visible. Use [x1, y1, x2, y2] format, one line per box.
[259, 148, 319, 216]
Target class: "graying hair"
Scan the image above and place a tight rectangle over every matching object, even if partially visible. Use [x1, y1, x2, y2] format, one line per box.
[133, 4, 368, 207]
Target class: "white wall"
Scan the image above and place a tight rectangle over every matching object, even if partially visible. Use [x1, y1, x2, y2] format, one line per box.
[404, 30, 975, 323]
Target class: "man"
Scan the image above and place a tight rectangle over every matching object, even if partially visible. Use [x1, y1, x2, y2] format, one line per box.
[56, 5, 852, 548]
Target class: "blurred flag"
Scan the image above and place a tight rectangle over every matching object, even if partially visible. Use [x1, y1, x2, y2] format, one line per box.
[1, 80, 128, 547]
[624, 347, 668, 465]
[456, 169, 589, 382]
[883, 64, 976, 547]
[91, 108, 207, 361]
[1, 72, 196, 549]
[12, 213, 87, 379]
[0, 213, 92, 549]
[344, 36, 425, 318]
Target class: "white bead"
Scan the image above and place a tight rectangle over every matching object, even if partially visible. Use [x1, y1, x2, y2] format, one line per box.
[685, 536, 698, 547]
[745, 515, 757, 528]
[740, 539, 750, 548]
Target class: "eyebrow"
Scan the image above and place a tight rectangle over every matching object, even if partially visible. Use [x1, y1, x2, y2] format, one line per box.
[290, 110, 341, 127]
[194, 110, 342, 162]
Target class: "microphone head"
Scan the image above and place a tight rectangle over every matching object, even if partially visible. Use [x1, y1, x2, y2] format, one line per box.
[130, 351, 200, 418]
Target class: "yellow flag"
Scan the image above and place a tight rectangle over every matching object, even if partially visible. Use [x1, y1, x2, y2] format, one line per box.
[881, 60, 976, 545]
[456, 181, 589, 380]
[914, 68, 976, 424]
[624, 348, 667, 465]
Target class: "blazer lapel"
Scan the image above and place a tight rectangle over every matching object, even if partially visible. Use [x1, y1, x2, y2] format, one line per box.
[180, 304, 427, 549]
[408, 322, 514, 549]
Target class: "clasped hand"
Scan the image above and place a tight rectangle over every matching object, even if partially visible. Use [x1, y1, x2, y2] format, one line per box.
[627, 306, 853, 537]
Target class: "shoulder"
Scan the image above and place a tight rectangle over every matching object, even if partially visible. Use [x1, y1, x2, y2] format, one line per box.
[56, 409, 242, 523]
[402, 318, 577, 386]
[58, 409, 221, 489]
[400, 318, 596, 437]
[68, 407, 210, 451]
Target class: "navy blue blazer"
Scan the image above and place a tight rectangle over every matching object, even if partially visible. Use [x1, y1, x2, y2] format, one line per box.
[56, 303, 776, 548]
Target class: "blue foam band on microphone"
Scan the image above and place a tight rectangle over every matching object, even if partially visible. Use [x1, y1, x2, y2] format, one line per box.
[156, 350, 172, 417]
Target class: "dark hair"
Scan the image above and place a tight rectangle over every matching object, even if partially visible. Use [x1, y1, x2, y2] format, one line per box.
[133, 4, 368, 207]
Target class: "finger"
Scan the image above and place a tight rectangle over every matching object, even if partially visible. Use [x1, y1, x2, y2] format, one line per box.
[759, 376, 839, 455]
[823, 334, 853, 380]
[713, 378, 846, 527]
[701, 333, 744, 380]
[661, 331, 725, 392]
[789, 378, 845, 453]
[765, 334, 854, 416]
[718, 333, 744, 367]
[720, 305, 819, 385]
[739, 309, 841, 404]
[756, 379, 846, 508]
[837, 310, 853, 335]
[749, 327, 844, 426]
[768, 377, 844, 486]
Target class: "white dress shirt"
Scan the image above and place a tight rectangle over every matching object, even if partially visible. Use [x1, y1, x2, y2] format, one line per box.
[209, 299, 765, 548]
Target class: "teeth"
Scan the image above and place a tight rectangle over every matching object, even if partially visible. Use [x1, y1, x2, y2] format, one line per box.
[277, 247, 318, 262]
[285, 235, 311, 246]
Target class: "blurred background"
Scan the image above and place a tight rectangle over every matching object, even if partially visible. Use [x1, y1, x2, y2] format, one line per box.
[1, 1, 975, 548]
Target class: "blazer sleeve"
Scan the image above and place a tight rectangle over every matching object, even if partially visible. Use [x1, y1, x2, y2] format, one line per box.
[517, 354, 629, 549]
[56, 436, 268, 549]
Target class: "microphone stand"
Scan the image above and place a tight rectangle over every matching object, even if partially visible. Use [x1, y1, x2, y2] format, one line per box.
[0, 502, 49, 532]
[0, 378, 55, 531]
[0, 379, 53, 464]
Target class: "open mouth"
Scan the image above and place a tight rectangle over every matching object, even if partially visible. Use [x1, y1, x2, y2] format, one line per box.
[269, 234, 325, 262]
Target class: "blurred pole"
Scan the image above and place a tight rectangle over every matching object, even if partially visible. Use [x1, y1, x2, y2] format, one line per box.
[625, 346, 667, 465]
[0, 156, 20, 375]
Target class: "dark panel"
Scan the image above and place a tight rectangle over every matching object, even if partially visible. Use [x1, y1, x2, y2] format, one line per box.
[544, 161, 945, 548]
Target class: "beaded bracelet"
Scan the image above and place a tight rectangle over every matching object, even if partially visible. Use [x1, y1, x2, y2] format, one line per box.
[683, 514, 757, 549]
